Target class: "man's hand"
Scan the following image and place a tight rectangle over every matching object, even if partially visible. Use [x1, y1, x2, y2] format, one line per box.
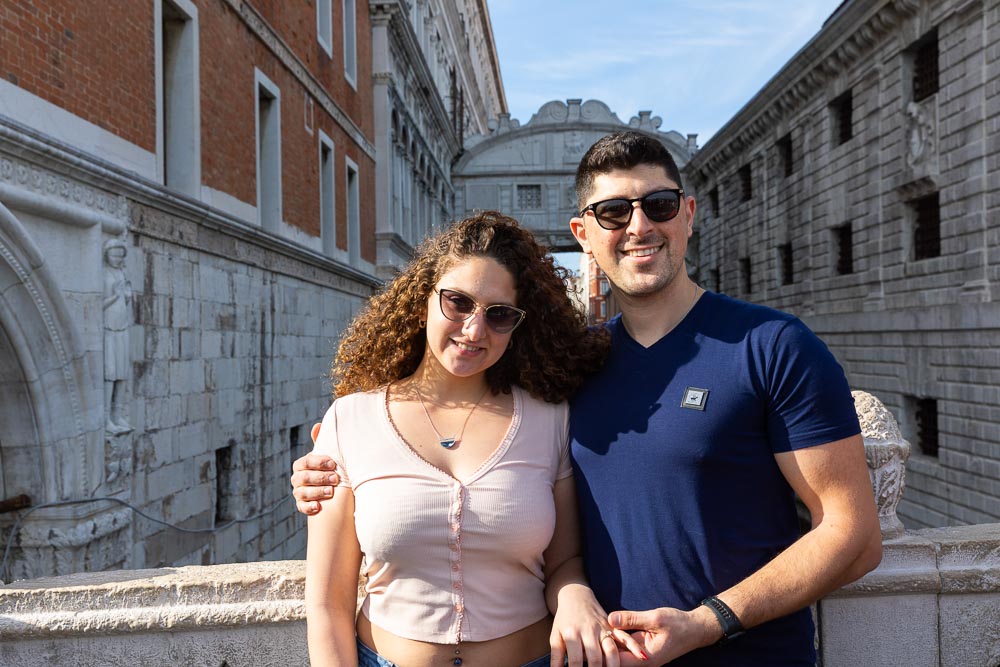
[290, 423, 338, 514]
[608, 605, 722, 667]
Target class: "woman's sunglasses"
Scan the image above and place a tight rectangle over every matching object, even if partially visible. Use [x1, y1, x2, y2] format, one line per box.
[580, 188, 684, 230]
[435, 288, 526, 334]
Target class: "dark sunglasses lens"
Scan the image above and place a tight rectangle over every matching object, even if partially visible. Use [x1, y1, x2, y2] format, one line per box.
[642, 191, 680, 222]
[440, 290, 475, 319]
[593, 199, 632, 226]
[485, 306, 522, 333]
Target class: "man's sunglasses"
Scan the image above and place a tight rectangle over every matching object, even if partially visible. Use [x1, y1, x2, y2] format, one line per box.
[435, 288, 527, 334]
[580, 188, 684, 230]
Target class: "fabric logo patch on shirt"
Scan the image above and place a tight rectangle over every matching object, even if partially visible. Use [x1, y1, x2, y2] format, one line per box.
[681, 387, 709, 411]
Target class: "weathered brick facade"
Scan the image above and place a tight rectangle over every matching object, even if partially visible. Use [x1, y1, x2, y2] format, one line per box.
[687, 0, 1000, 528]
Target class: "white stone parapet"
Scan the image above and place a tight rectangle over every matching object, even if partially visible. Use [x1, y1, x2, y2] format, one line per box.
[0, 560, 310, 666]
[1, 393, 998, 666]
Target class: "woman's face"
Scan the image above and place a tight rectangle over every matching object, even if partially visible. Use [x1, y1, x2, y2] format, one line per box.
[422, 255, 519, 382]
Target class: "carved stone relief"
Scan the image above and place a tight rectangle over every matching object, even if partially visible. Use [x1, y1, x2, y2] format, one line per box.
[854, 390, 910, 540]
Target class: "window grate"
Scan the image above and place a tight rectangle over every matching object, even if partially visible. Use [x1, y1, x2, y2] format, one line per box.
[739, 165, 752, 202]
[913, 31, 939, 102]
[916, 398, 939, 457]
[779, 243, 794, 285]
[516, 184, 542, 209]
[834, 224, 853, 275]
[913, 192, 941, 260]
[832, 91, 853, 145]
[777, 134, 794, 177]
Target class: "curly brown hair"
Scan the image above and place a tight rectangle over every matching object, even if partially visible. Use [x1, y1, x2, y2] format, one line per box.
[332, 211, 609, 402]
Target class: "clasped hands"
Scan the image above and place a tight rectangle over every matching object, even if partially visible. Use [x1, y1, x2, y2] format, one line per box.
[291, 445, 721, 666]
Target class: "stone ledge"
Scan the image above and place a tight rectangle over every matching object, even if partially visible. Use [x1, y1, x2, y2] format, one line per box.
[0, 560, 305, 640]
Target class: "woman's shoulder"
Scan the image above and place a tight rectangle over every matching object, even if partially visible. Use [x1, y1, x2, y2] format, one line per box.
[515, 385, 569, 419]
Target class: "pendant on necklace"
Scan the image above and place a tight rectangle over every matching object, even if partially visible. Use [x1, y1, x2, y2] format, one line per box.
[440, 437, 457, 449]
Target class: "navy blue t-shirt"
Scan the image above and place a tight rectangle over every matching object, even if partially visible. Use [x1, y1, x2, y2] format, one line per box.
[570, 291, 859, 666]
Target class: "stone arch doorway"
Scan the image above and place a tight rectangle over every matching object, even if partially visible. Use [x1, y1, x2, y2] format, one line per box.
[0, 200, 111, 580]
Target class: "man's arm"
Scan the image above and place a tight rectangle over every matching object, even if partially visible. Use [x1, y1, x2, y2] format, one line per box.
[612, 434, 882, 666]
[290, 423, 339, 514]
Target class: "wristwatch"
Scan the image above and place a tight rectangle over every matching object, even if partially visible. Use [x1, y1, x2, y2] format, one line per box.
[700, 596, 745, 645]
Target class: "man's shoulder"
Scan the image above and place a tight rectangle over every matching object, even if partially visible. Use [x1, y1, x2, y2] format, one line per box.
[701, 291, 798, 330]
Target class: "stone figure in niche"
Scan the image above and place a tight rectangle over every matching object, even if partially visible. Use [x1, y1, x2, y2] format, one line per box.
[905, 101, 933, 168]
[103, 238, 132, 434]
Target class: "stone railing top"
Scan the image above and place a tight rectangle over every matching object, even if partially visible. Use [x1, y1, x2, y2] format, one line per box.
[0, 560, 306, 639]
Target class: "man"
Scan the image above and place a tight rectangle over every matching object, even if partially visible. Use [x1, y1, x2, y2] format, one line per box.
[292, 131, 882, 665]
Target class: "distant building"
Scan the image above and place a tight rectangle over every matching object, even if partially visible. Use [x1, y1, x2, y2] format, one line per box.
[686, 0, 1000, 528]
[0, 0, 501, 580]
[370, 0, 505, 277]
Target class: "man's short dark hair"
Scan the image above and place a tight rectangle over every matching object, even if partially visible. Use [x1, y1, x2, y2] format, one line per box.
[575, 131, 684, 210]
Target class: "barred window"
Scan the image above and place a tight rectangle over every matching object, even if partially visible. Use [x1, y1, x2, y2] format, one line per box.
[916, 398, 939, 457]
[831, 90, 853, 145]
[739, 165, 752, 202]
[778, 243, 794, 285]
[913, 30, 939, 102]
[517, 184, 542, 209]
[834, 224, 853, 275]
[777, 133, 794, 177]
[913, 192, 941, 260]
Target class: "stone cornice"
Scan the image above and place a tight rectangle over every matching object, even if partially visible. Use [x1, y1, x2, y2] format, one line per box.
[687, 0, 922, 184]
[222, 0, 375, 160]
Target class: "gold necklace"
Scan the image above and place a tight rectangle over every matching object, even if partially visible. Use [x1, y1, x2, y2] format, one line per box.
[413, 384, 490, 449]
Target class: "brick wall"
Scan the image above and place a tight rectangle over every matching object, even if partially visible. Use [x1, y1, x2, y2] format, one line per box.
[0, 1, 156, 149]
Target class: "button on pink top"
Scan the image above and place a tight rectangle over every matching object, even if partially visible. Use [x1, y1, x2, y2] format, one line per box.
[314, 385, 572, 643]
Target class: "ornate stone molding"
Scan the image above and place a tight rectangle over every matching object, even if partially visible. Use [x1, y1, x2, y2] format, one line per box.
[221, 0, 375, 159]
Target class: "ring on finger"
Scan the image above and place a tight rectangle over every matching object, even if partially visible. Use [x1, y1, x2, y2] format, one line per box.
[601, 629, 614, 641]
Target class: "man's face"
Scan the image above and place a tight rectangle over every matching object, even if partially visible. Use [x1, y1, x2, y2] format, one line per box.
[570, 164, 695, 299]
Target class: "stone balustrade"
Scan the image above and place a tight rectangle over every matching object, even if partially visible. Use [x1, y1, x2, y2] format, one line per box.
[1, 392, 999, 666]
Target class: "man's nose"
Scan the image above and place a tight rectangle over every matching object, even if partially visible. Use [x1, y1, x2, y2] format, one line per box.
[625, 201, 655, 236]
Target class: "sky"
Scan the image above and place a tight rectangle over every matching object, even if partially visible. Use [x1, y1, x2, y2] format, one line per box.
[488, 0, 847, 144]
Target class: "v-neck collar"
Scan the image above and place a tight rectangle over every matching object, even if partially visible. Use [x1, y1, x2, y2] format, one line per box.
[613, 290, 709, 353]
[380, 384, 522, 485]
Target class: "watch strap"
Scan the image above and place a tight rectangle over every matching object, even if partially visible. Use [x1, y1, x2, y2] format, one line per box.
[700, 596, 745, 645]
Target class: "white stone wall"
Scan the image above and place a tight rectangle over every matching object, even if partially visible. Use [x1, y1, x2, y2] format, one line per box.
[687, 0, 1000, 528]
[0, 119, 376, 581]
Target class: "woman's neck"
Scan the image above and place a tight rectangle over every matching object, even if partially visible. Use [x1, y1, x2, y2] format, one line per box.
[404, 360, 491, 405]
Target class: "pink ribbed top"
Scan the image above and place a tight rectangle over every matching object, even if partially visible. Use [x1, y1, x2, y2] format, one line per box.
[313, 385, 572, 643]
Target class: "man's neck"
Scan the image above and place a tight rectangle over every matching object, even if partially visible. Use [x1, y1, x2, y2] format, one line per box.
[616, 276, 701, 348]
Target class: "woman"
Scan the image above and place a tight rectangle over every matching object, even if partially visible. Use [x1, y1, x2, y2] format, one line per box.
[305, 211, 641, 667]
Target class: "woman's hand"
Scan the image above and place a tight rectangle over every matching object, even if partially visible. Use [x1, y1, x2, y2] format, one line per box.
[549, 583, 646, 667]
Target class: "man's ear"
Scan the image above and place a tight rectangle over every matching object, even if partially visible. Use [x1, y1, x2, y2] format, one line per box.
[569, 216, 592, 254]
[684, 195, 697, 238]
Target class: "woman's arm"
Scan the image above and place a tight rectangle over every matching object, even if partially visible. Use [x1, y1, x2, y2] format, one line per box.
[543, 476, 644, 667]
[305, 484, 363, 667]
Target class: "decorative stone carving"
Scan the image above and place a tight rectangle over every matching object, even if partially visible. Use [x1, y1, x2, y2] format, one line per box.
[102, 238, 132, 435]
[853, 390, 910, 540]
[905, 100, 934, 168]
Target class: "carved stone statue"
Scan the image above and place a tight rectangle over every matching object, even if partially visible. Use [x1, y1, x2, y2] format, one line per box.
[853, 390, 910, 539]
[103, 238, 132, 434]
[905, 101, 933, 168]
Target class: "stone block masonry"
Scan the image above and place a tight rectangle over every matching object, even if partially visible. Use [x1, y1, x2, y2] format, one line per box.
[687, 0, 1000, 529]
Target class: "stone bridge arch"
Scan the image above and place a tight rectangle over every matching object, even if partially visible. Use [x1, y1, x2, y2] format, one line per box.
[453, 99, 698, 251]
